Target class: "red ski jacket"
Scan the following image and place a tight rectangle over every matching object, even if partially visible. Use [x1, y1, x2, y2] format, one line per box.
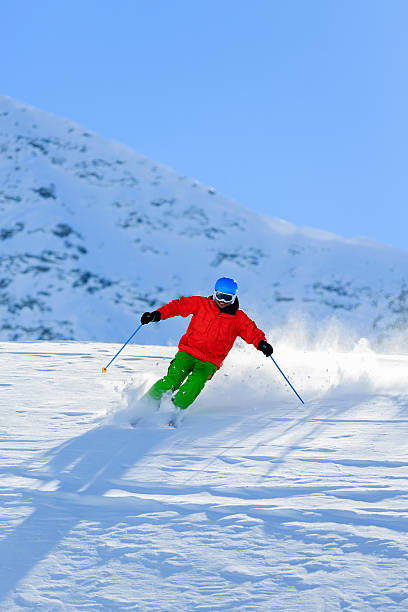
[158, 295, 266, 369]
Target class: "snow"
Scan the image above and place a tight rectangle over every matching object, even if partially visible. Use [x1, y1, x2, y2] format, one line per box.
[1, 335, 407, 610]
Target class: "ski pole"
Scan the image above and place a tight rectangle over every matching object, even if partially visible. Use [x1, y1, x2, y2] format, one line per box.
[270, 356, 304, 404]
[102, 324, 143, 373]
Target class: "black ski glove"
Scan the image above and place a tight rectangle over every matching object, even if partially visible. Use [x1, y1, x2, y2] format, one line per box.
[141, 310, 161, 325]
[258, 339, 273, 357]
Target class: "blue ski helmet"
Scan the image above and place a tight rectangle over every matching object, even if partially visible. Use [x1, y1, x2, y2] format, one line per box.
[214, 277, 238, 295]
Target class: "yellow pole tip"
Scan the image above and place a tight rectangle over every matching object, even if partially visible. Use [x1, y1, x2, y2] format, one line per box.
[102, 367, 107, 373]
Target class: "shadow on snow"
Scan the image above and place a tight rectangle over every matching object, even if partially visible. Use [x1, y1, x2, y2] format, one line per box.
[0, 424, 171, 603]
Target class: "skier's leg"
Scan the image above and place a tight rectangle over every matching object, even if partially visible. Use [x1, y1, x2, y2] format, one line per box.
[148, 352, 195, 402]
[172, 359, 217, 409]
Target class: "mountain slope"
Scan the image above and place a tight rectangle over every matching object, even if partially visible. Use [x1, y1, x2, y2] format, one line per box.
[1, 94, 407, 346]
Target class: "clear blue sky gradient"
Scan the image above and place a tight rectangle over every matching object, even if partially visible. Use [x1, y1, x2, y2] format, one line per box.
[2, 1, 408, 249]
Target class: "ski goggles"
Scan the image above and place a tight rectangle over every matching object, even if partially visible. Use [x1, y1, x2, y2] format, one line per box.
[213, 290, 236, 303]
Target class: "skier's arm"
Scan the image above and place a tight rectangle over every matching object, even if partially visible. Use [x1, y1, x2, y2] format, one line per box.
[237, 313, 272, 355]
[157, 295, 200, 321]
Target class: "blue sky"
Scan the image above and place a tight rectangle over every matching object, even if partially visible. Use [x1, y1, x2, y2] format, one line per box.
[2, 0, 408, 249]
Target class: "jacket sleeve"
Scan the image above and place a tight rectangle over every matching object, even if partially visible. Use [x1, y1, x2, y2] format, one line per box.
[236, 312, 266, 348]
[158, 296, 201, 321]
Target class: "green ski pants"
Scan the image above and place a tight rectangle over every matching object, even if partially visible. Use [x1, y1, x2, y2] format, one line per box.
[148, 351, 217, 410]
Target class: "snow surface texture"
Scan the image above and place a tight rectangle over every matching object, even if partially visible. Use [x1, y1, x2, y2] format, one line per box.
[1, 94, 408, 348]
[1, 335, 408, 611]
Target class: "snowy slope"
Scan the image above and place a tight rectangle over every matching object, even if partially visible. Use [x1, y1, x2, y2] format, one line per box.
[1, 339, 408, 610]
[1, 94, 408, 348]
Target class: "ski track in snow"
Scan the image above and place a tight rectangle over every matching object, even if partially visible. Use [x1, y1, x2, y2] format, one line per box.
[0, 341, 408, 611]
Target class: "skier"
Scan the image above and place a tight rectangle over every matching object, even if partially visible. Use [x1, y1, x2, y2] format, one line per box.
[140, 277, 273, 411]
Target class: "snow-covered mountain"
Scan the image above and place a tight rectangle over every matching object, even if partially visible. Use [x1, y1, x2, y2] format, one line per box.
[1, 94, 407, 347]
